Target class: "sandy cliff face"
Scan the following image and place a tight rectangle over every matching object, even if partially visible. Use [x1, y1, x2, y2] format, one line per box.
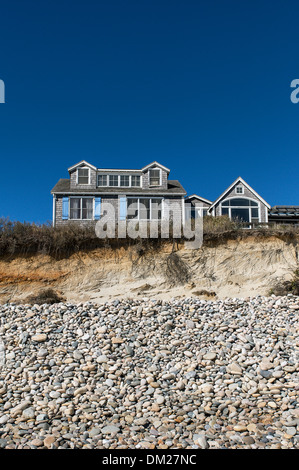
[0, 235, 298, 304]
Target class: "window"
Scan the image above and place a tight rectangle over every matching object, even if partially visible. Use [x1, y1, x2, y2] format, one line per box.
[120, 175, 130, 186]
[77, 168, 89, 184]
[70, 198, 81, 219]
[97, 173, 141, 187]
[149, 169, 160, 186]
[98, 174, 107, 186]
[231, 208, 250, 223]
[131, 175, 141, 187]
[127, 198, 138, 220]
[127, 198, 162, 220]
[235, 185, 244, 194]
[70, 198, 93, 219]
[82, 198, 93, 219]
[222, 198, 258, 207]
[139, 198, 150, 220]
[109, 175, 119, 186]
[251, 207, 259, 225]
[221, 198, 260, 224]
[151, 199, 162, 219]
[190, 207, 209, 218]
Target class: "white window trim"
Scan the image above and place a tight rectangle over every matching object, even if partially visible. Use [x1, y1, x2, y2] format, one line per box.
[77, 167, 90, 185]
[127, 197, 163, 220]
[69, 196, 94, 220]
[52, 195, 56, 227]
[220, 197, 261, 223]
[186, 203, 209, 220]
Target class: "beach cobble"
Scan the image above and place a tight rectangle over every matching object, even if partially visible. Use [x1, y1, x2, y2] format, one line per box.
[0, 294, 298, 449]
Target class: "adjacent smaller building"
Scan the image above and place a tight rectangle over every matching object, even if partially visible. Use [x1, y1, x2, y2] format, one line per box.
[186, 176, 271, 226]
[268, 206, 299, 225]
[184, 194, 212, 220]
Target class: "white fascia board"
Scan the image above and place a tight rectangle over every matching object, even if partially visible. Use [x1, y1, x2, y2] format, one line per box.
[185, 194, 212, 205]
[141, 161, 170, 173]
[68, 160, 97, 172]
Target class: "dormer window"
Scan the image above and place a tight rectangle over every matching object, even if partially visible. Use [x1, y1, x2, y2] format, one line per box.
[77, 168, 89, 184]
[149, 169, 160, 186]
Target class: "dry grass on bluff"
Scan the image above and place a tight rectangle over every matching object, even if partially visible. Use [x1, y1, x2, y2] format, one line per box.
[0, 216, 298, 259]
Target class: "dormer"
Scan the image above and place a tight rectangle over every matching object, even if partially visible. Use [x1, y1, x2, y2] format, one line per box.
[68, 160, 97, 189]
[141, 161, 170, 190]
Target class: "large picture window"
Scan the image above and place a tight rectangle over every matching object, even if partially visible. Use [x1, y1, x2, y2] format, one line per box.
[70, 198, 93, 220]
[221, 198, 259, 224]
[127, 198, 162, 220]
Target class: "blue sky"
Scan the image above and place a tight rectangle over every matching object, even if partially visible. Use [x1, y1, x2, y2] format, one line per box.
[0, 0, 298, 223]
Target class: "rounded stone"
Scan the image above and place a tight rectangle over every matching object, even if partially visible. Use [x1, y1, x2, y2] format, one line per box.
[44, 435, 56, 448]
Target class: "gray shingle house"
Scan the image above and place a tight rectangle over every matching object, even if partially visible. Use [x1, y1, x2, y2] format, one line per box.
[185, 176, 271, 225]
[51, 160, 187, 227]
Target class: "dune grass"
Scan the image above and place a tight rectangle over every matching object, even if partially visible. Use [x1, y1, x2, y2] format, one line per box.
[0, 216, 298, 258]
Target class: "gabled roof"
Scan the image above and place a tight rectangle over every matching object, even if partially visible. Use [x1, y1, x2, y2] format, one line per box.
[185, 194, 212, 205]
[208, 176, 271, 211]
[141, 161, 170, 173]
[68, 160, 97, 172]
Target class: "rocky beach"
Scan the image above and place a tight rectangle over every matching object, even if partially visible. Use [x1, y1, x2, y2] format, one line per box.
[0, 294, 298, 449]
